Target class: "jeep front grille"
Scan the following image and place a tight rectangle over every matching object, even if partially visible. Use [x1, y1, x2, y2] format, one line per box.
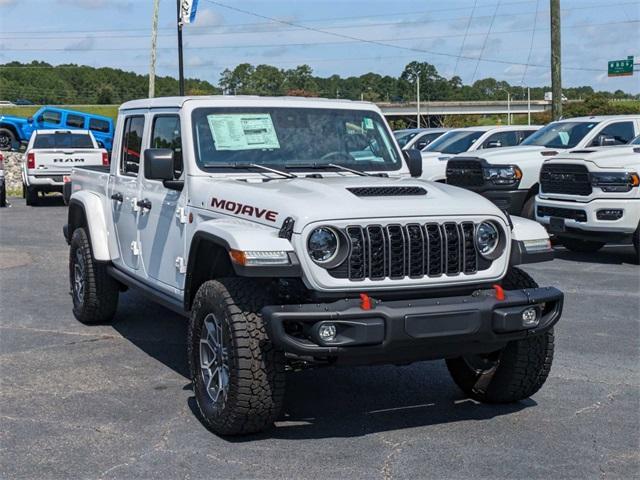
[540, 163, 592, 196]
[446, 160, 485, 187]
[328, 222, 483, 281]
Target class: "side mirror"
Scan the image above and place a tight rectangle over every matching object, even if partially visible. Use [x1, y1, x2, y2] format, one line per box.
[96, 140, 105, 148]
[403, 149, 422, 178]
[596, 135, 616, 146]
[144, 148, 174, 181]
[27, 117, 33, 124]
[485, 140, 502, 148]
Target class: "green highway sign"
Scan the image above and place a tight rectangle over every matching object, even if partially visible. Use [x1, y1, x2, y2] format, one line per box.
[608, 56, 634, 77]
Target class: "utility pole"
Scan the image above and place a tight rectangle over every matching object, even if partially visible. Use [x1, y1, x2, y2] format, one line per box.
[507, 91, 511, 125]
[148, 0, 160, 98]
[416, 76, 421, 129]
[177, 0, 185, 96]
[550, 0, 562, 120]
[527, 87, 531, 125]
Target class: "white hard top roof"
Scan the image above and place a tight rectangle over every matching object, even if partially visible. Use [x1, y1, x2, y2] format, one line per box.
[34, 129, 91, 134]
[120, 95, 378, 111]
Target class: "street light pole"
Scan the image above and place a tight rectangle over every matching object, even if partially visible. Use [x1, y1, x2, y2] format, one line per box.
[149, 0, 160, 98]
[527, 87, 531, 125]
[177, 0, 185, 96]
[416, 76, 421, 129]
[507, 91, 511, 125]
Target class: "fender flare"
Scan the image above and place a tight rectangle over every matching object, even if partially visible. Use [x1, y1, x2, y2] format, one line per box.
[67, 192, 110, 261]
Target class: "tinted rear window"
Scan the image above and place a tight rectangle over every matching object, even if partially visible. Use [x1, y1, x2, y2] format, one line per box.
[89, 118, 111, 133]
[33, 132, 94, 149]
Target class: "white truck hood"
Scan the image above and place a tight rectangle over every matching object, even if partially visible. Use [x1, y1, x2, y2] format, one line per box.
[458, 145, 563, 165]
[191, 174, 504, 232]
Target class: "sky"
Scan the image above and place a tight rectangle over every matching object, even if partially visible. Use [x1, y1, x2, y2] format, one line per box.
[0, 0, 639, 94]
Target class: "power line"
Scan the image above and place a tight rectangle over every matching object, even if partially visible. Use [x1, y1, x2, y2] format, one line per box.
[471, 0, 501, 83]
[521, 0, 541, 85]
[453, 0, 478, 77]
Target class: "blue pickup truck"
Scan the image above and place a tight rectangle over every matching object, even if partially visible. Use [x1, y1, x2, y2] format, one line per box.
[0, 106, 114, 151]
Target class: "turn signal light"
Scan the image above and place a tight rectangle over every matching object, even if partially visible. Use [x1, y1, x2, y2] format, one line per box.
[102, 151, 109, 166]
[27, 152, 35, 169]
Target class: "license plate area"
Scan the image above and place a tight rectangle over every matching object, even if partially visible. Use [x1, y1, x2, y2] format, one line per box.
[549, 217, 566, 233]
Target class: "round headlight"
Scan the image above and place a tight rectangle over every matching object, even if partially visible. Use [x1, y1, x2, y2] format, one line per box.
[476, 221, 500, 257]
[308, 227, 339, 264]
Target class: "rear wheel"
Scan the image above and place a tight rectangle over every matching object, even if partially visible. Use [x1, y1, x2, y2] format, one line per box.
[0, 128, 15, 151]
[557, 236, 605, 253]
[69, 227, 119, 324]
[633, 223, 639, 265]
[446, 267, 555, 403]
[188, 278, 285, 436]
[25, 186, 38, 206]
[520, 196, 535, 219]
[0, 182, 6, 207]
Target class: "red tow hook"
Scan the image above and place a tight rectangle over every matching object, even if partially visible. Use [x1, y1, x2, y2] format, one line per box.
[360, 293, 372, 310]
[493, 284, 505, 301]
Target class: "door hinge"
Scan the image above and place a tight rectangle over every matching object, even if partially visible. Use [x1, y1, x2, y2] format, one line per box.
[130, 241, 140, 256]
[175, 256, 187, 274]
[175, 207, 187, 224]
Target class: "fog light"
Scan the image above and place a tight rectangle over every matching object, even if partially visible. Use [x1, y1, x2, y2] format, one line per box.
[596, 209, 623, 221]
[522, 308, 539, 328]
[318, 323, 337, 342]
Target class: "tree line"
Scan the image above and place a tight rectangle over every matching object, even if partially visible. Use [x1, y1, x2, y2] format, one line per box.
[1, 60, 638, 106]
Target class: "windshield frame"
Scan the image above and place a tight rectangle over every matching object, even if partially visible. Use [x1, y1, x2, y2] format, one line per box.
[423, 129, 484, 154]
[191, 106, 403, 174]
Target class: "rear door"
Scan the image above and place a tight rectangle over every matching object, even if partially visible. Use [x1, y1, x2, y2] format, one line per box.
[138, 113, 187, 289]
[35, 109, 63, 129]
[108, 114, 145, 272]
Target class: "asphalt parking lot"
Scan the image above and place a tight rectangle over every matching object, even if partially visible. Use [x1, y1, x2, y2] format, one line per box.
[0, 196, 638, 480]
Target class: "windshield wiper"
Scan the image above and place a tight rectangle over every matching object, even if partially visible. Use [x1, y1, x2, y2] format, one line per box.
[203, 163, 296, 179]
[285, 162, 372, 177]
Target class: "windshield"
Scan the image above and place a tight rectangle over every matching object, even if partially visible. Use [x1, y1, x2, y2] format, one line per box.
[521, 121, 599, 148]
[394, 130, 419, 147]
[33, 132, 94, 149]
[192, 107, 401, 172]
[423, 130, 483, 154]
[630, 135, 640, 145]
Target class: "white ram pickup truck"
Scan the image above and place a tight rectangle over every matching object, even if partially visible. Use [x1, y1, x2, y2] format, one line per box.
[419, 125, 540, 182]
[536, 146, 640, 262]
[63, 96, 563, 436]
[22, 129, 108, 206]
[446, 115, 640, 217]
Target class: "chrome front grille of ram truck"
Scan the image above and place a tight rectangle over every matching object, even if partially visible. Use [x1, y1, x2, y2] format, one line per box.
[328, 222, 486, 281]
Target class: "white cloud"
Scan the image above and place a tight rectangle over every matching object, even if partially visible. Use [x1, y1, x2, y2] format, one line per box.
[56, 0, 132, 10]
[64, 36, 95, 51]
[194, 8, 225, 27]
[0, 0, 17, 6]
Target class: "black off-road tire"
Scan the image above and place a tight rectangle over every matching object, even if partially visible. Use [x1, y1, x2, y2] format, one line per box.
[188, 278, 285, 436]
[446, 267, 554, 403]
[557, 236, 605, 253]
[520, 195, 535, 219]
[0, 128, 15, 151]
[25, 186, 38, 206]
[69, 227, 119, 324]
[0, 183, 6, 207]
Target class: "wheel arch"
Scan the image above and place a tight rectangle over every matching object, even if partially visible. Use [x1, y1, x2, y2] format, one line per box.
[67, 193, 111, 261]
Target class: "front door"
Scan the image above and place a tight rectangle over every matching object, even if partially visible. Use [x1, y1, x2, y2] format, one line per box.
[138, 113, 187, 289]
[109, 114, 145, 271]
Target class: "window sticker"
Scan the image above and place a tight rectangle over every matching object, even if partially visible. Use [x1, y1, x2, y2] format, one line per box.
[558, 131, 570, 145]
[207, 113, 280, 151]
[363, 117, 374, 130]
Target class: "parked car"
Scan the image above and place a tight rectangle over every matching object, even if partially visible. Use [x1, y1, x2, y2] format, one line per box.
[13, 99, 35, 106]
[394, 128, 449, 151]
[0, 152, 6, 207]
[22, 129, 108, 206]
[0, 106, 114, 151]
[536, 147, 640, 262]
[64, 96, 562, 436]
[419, 125, 540, 182]
[446, 115, 640, 217]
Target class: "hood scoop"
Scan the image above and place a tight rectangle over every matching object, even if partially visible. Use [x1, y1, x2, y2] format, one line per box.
[347, 186, 427, 197]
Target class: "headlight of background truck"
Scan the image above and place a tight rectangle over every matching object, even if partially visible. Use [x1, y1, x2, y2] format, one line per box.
[483, 166, 522, 185]
[590, 171, 639, 192]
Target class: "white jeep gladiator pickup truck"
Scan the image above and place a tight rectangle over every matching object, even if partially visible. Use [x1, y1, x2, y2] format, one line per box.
[446, 115, 640, 217]
[63, 96, 563, 436]
[536, 146, 640, 262]
[419, 125, 540, 182]
[22, 129, 108, 206]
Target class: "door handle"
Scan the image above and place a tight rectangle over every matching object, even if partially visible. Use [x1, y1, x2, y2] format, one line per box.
[136, 198, 152, 211]
[110, 192, 123, 202]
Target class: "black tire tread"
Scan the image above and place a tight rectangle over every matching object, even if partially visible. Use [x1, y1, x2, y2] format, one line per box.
[69, 228, 119, 324]
[446, 267, 555, 403]
[25, 186, 38, 206]
[188, 278, 285, 436]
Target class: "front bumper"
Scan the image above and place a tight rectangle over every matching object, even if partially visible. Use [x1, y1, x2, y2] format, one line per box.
[536, 196, 640, 238]
[480, 189, 529, 215]
[263, 286, 563, 365]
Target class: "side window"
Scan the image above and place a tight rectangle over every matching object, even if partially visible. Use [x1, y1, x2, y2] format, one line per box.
[120, 116, 145, 176]
[591, 122, 635, 146]
[66, 114, 85, 128]
[518, 130, 535, 143]
[40, 110, 61, 125]
[151, 115, 183, 178]
[414, 133, 430, 150]
[89, 118, 111, 133]
[483, 131, 518, 148]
